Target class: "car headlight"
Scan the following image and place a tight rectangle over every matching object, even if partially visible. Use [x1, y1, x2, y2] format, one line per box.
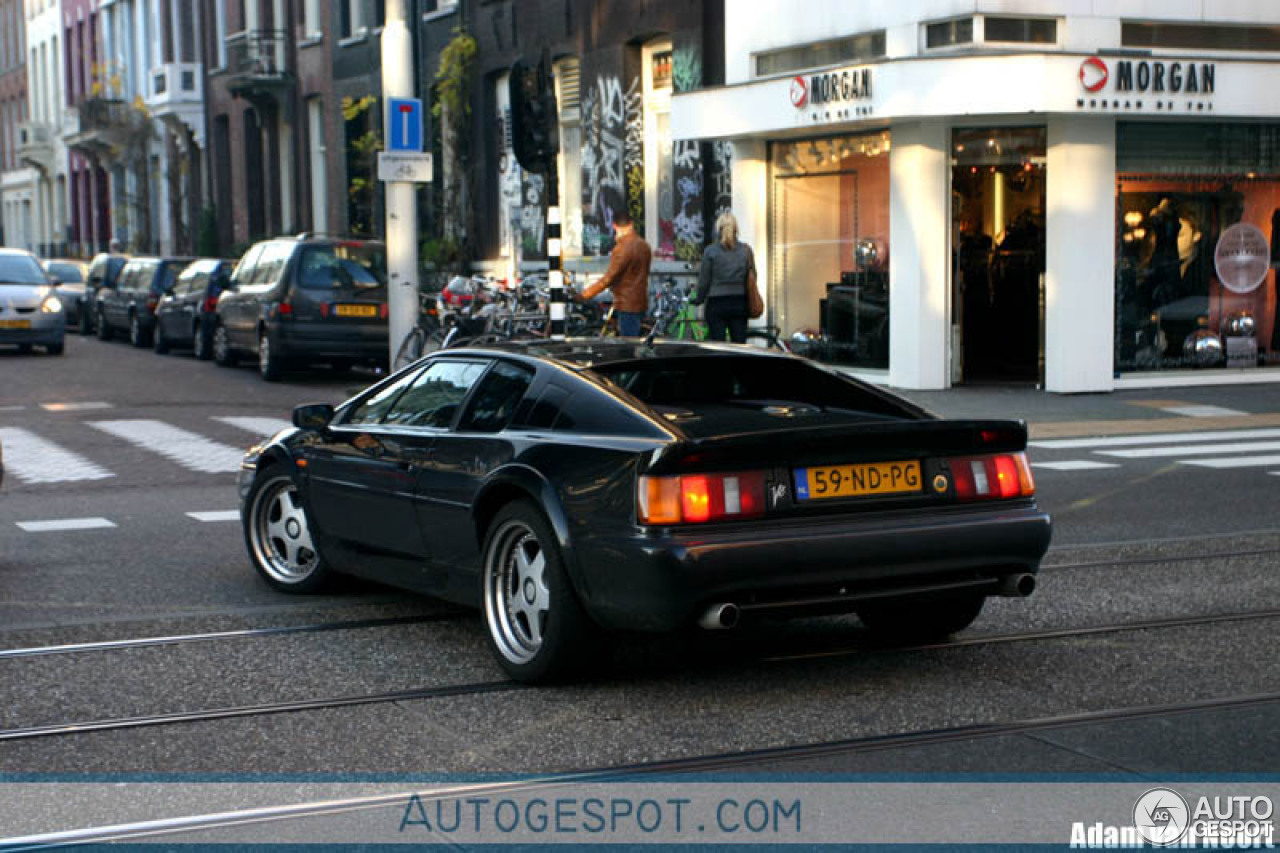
[40, 296, 63, 314]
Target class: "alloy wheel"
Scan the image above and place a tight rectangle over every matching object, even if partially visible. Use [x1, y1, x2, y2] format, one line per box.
[248, 477, 320, 584]
[484, 520, 550, 665]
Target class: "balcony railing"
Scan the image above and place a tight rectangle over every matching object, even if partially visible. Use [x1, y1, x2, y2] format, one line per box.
[78, 97, 139, 133]
[225, 30, 291, 90]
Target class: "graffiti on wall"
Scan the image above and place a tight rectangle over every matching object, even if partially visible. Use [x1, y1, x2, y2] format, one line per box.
[712, 141, 733, 219]
[520, 171, 546, 258]
[497, 106, 521, 259]
[581, 74, 642, 255]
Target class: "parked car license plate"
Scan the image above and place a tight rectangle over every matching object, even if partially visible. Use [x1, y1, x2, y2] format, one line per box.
[794, 460, 922, 500]
[335, 304, 377, 318]
[0, 319, 31, 329]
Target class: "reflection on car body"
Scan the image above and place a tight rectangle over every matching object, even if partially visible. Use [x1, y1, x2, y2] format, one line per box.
[238, 340, 1052, 683]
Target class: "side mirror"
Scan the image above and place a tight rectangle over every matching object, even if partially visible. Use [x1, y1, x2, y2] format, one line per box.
[292, 403, 335, 430]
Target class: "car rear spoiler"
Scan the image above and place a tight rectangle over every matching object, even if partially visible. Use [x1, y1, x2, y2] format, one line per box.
[643, 419, 1029, 475]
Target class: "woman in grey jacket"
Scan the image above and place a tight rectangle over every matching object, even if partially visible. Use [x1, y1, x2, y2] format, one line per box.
[694, 211, 755, 343]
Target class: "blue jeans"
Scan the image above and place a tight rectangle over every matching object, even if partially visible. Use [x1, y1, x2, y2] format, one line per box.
[617, 311, 645, 337]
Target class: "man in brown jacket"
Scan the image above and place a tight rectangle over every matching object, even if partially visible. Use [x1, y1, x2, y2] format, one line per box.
[579, 210, 652, 336]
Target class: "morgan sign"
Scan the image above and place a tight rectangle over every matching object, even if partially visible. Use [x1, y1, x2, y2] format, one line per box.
[791, 67, 872, 109]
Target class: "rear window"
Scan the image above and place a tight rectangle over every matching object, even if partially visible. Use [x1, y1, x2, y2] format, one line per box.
[298, 244, 386, 289]
[46, 262, 84, 283]
[593, 356, 912, 420]
[0, 255, 48, 285]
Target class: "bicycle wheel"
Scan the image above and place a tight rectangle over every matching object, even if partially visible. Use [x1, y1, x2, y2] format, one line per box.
[744, 329, 791, 353]
[393, 327, 427, 370]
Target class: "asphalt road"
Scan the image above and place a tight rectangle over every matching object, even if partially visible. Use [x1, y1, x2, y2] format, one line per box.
[1, 334, 1278, 843]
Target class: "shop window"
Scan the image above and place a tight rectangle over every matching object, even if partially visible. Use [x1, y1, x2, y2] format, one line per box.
[1115, 122, 1280, 374]
[754, 32, 885, 78]
[770, 132, 890, 369]
[643, 40, 675, 260]
[1123, 22, 1280, 53]
[926, 18, 973, 49]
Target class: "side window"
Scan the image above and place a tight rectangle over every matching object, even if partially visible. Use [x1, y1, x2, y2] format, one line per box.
[256, 242, 292, 289]
[135, 265, 159, 293]
[342, 367, 426, 426]
[231, 244, 264, 287]
[521, 383, 570, 430]
[383, 360, 488, 428]
[458, 362, 535, 433]
[117, 265, 138, 291]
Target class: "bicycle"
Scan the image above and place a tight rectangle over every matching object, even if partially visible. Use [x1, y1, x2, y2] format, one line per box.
[393, 288, 444, 370]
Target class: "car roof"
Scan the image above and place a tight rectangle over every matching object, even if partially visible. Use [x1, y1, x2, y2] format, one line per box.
[0, 248, 38, 258]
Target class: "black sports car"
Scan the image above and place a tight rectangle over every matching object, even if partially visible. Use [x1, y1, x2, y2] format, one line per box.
[238, 340, 1052, 682]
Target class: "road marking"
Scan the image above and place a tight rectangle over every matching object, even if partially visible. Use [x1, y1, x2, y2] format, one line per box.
[17, 517, 116, 532]
[1032, 461, 1121, 471]
[186, 510, 241, 523]
[214, 416, 292, 437]
[0, 427, 115, 483]
[88, 420, 246, 474]
[40, 402, 113, 412]
[1031, 427, 1280, 450]
[1100, 440, 1280, 459]
[1180, 454, 1280, 469]
[1160, 405, 1247, 418]
[0, 405, 25, 412]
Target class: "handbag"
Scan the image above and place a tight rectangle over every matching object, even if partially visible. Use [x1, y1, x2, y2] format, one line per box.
[745, 246, 764, 319]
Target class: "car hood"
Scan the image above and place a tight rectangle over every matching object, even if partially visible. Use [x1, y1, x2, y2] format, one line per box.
[0, 284, 52, 308]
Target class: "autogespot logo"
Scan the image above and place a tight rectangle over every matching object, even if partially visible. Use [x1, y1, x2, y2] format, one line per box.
[790, 76, 808, 108]
[1080, 56, 1109, 92]
[1134, 788, 1190, 846]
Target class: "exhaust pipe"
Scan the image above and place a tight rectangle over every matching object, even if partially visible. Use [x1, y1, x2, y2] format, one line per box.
[698, 603, 740, 630]
[995, 573, 1037, 597]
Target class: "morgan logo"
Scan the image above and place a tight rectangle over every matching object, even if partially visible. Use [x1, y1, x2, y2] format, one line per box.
[1080, 56, 1109, 93]
[790, 76, 808, 108]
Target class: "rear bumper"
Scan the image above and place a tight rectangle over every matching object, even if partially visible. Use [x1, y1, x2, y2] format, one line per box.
[572, 503, 1053, 632]
[274, 322, 388, 361]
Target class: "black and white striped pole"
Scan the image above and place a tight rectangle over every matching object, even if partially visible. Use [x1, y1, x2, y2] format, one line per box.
[547, 186, 565, 340]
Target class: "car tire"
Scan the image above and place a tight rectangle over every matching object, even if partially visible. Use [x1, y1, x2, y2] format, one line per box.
[46, 340, 64, 356]
[153, 321, 170, 354]
[481, 500, 604, 683]
[96, 306, 112, 341]
[244, 469, 331, 593]
[258, 331, 284, 382]
[193, 324, 213, 361]
[212, 324, 236, 367]
[129, 312, 152, 348]
[855, 592, 986, 643]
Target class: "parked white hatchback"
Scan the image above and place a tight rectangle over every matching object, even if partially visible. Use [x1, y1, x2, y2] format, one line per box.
[0, 248, 65, 355]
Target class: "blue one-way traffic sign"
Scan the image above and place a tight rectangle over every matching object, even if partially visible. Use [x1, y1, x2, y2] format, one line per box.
[387, 97, 423, 152]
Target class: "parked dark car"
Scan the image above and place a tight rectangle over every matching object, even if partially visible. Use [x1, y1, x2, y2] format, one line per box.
[81, 253, 127, 335]
[42, 259, 89, 326]
[237, 340, 1053, 682]
[213, 236, 388, 381]
[96, 256, 193, 347]
[153, 258, 236, 359]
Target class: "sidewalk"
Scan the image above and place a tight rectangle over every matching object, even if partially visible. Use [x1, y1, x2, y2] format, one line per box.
[894, 383, 1280, 439]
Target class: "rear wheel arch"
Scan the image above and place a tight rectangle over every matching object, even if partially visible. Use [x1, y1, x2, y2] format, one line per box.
[473, 469, 580, 586]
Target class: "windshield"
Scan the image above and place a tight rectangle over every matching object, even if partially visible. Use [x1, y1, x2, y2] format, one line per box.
[45, 262, 85, 283]
[298, 244, 386, 289]
[0, 255, 48, 285]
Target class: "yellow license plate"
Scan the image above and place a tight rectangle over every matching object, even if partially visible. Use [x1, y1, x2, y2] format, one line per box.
[0, 319, 31, 329]
[794, 460, 922, 501]
[335, 304, 378, 318]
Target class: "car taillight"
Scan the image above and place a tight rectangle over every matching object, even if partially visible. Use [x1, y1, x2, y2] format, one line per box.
[379, 303, 389, 320]
[145, 294, 159, 312]
[271, 301, 293, 319]
[320, 302, 330, 318]
[638, 472, 766, 525]
[949, 452, 1035, 500]
[204, 295, 219, 312]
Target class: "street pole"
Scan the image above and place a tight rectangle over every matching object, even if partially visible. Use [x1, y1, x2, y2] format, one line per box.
[547, 164, 565, 340]
[382, 0, 418, 368]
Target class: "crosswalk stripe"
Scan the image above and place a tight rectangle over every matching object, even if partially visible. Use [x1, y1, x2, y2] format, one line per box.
[0, 427, 115, 484]
[1180, 455, 1280, 469]
[1160, 405, 1247, 418]
[1031, 427, 1280, 450]
[17, 517, 116, 532]
[1032, 461, 1120, 471]
[213, 416, 292, 437]
[88, 420, 245, 474]
[1099, 440, 1280, 459]
[186, 510, 241, 523]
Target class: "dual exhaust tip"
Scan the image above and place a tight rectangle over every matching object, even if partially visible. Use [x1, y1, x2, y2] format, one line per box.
[695, 573, 1037, 631]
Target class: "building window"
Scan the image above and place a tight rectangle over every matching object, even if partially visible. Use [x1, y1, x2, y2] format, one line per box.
[1115, 122, 1280, 374]
[984, 17, 1057, 45]
[302, 0, 321, 38]
[770, 132, 891, 369]
[339, 0, 365, 40]
[555, 57, 582, 257]
[926, 18, 973, 49]
[643, 41, 674, 260]
[1123, 22, 1280, 52]
[754, 32, 885, 78]
[308, 98, 328, 233]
